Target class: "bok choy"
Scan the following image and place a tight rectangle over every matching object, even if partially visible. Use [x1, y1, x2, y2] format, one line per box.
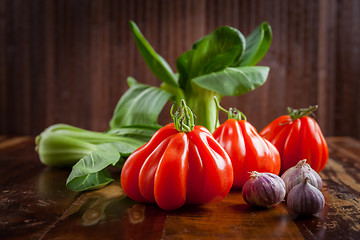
[35, 21, 272, 191]
[127, 20, 272, 132]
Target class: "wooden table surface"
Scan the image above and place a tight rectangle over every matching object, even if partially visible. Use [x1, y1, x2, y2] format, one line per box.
[0, 136, 359, 240]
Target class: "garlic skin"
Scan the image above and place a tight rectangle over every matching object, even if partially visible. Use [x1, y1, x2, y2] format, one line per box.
[287, 177, 325, 215]
[281, 159, 322, 194]
[242, 171, 286, 208]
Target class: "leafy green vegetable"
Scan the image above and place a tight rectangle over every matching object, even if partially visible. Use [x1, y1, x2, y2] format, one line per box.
[130, 21, 272, 132]
[63, 129, 151, 191]
[36, 123, 149, 165]
[36, 21, 273, 192]
[36, 78, 165, 190]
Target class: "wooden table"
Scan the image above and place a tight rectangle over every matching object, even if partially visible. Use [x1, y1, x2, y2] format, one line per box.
[0, 136, 359, 240]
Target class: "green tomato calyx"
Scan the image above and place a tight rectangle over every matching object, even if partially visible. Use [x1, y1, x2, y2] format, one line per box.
[214, 96, 247, 121]
[287, 105, 318, 121]
[171, 99, 195, 133]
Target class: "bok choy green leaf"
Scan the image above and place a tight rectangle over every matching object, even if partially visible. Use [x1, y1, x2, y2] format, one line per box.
[129, 21, 178, 87]
[110, 77, 172, 128]
[192, 66, 270, 96]
[238, 22, 272, 66]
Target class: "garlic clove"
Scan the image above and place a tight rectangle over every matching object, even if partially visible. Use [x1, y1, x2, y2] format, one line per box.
[242, 171, 286, 208]
[281, 159, 322, 194]
[286, 177, 325, 215]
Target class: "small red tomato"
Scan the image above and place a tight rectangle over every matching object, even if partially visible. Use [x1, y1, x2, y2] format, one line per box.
[260, 105, 328, 174]
[213, 104, 281, 189]
[121, 100, 233, 211]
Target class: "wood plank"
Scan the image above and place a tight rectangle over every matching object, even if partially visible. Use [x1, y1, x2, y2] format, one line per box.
[293, 156, 360, 240]
[41, 182, 167, 239]
[0, 0, 6, 134]
[0, 136, 8, 142]
[0, 136, 33, 153]
[0, 140, 77, 239]
[163, 191, 303, 239]
[295, 137, 360, 239]
[326, 136, 360, 163]
[1, 0, 360, 140]
[333, 0, 360, 139]
[317, 0, 329, 134]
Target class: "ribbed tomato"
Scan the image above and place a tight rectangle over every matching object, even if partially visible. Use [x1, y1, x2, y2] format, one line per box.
[212, 102, 281, 189]
[260, 106, 328, 174]
[121, 101, 233, 210]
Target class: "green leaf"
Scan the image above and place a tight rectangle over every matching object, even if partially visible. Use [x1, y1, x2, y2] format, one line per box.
[192, 66, 270, 96]
[176, 26, 246, 89]
[66, 143, 128, 191]
[100, 142, 138, 158]
[109, 77, 173, 129]
[129, 21, 178, 87]
[238, 22, 272, 66]
[66, 169, 114, 191]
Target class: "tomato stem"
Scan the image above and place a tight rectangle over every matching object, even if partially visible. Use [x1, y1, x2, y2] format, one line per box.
[171, 99, 195, 133]
[249, 171, 259, 179]
[214, 97, 247, 121]
[287, 105, 318, 120]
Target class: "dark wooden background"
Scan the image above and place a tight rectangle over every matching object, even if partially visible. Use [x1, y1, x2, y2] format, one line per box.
[0, 0, 359, 139]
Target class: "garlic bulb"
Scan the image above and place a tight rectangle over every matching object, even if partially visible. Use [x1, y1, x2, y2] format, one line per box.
[242, 171, 286, 208]
[287, 177, 325, 215]
[281, 159, 322, 194]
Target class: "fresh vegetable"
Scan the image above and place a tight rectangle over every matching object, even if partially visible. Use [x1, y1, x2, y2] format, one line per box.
[260, 106, 329, 174]
[120, 100, 233, 210]
[242, 171, 286, 208]
[286, 177, 325, 215]
[281, 159, 322, 194]
[35, 123, 159, 191]
[212, 99, 281, 188]
[36, 123, 156, 168]
[129, 20, 272, 132]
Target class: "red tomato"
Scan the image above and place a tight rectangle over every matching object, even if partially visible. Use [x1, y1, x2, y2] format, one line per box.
[260, 106, 328, 174]
[121, 123, 233, 211]
[213, 118, 281, 189]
